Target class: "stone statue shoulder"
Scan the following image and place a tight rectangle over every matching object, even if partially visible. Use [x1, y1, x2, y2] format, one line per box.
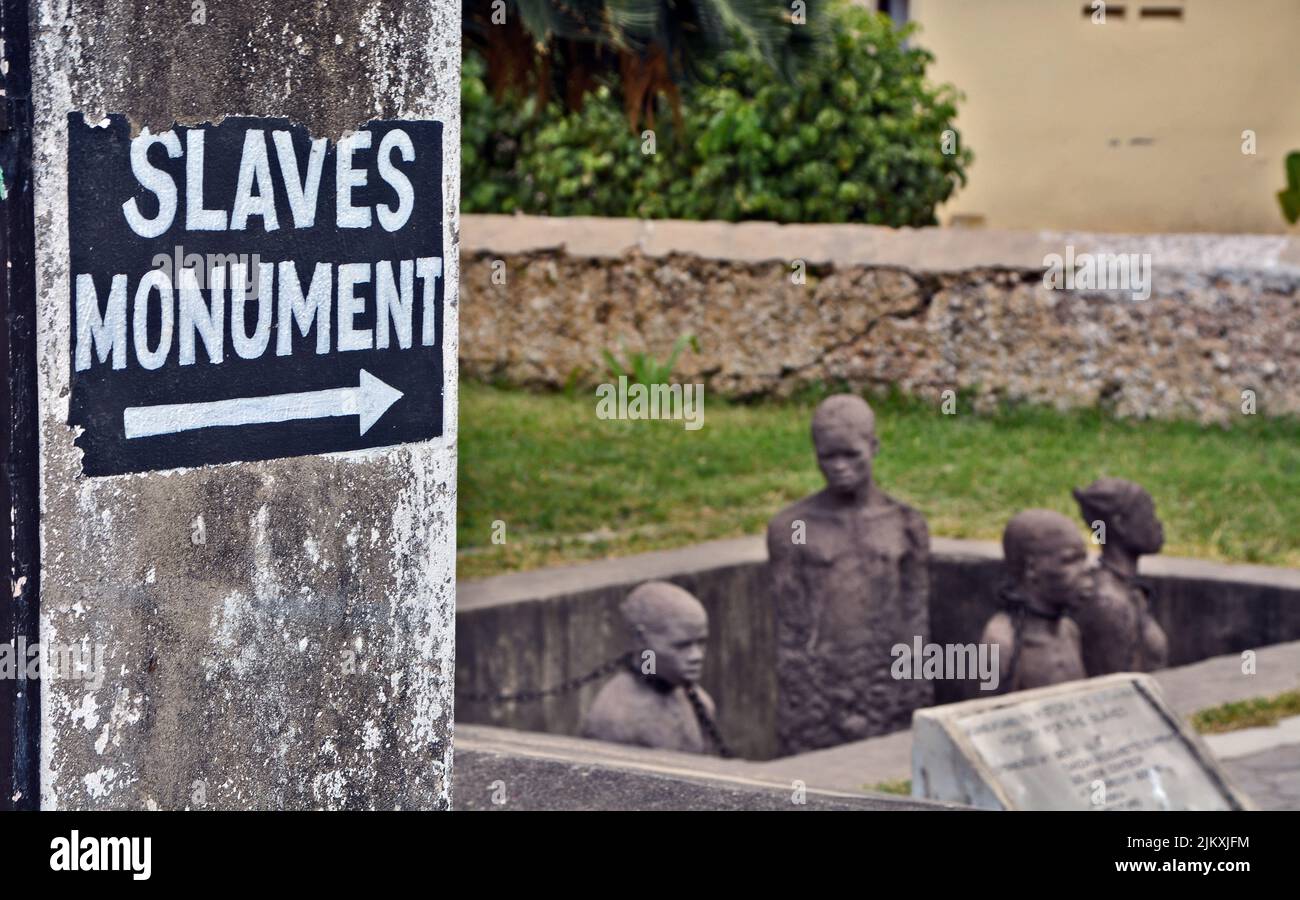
[882, 493, 930, 553]
[980, 611, 1017, 687]
[766, 492, 825, 541]
[579, 670, 646, 744]
[1090, 566, 1141, 616]
[766, 493, 834, 568]
[1077, 566, 1142, 675]
[693, 683, 717, 719]
[767, 491, 928, 547]
[580, 670, 704, 752]
[856, 492, 932, 564]
[1143, 612, 1170, 670]
[1093, 565, 1168, 671]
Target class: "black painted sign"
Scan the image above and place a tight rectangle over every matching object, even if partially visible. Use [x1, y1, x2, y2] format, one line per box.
[67, 113, 445, 476]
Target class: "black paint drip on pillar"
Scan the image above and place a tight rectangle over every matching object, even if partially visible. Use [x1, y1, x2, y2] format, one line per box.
[1, 0, 40, 811]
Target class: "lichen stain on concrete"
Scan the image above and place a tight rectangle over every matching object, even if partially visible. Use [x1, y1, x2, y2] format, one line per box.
[83, 766, 129, 800]
[34, 0, 459, 139]
[93, 686, 144, 756]
[32, 0, 460, 808]
[43, 426, 458, 810]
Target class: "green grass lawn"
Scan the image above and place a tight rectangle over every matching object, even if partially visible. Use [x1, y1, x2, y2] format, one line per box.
[865, 778, 912, 796]
[458, 383, 1299, 580]
[1191, 690, 1300, 735]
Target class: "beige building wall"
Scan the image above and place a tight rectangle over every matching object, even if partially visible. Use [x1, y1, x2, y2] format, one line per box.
[909, 0, 1300, 233]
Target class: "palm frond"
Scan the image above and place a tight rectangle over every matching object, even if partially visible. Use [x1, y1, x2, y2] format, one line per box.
[464, 0, 825, 124]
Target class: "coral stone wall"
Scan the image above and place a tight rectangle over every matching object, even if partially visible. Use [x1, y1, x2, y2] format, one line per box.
[461, 215, 1299, 421]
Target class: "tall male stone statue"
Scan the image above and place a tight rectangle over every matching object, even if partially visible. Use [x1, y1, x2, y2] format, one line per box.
[981, 510, 1090, 693]
[1072, 478, 1169, 675]
[766, 394, 931, 753]
[580, 581, 723, 755]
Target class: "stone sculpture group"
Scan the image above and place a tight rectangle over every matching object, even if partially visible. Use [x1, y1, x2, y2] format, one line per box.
[580, 394, 1169, 757]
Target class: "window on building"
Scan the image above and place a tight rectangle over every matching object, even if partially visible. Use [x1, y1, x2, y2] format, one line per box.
[1083, 3, 1127, 19]
[878, 0, 910, 26]
[1139, 6, 1184, 20]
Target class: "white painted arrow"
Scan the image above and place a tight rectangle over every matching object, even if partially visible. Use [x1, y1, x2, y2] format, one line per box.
[123, 369, 404, 439]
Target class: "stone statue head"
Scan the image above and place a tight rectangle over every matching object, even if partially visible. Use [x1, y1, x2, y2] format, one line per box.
[620, 581, 709, 686]
[1072, 478, 1164, 555]
[1002, 509, 1090, 612]
[811, 394, 878, 499]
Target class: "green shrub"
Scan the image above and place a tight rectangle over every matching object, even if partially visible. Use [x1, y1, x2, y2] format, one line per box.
[1192, 690, 1300, 734]
[462, 2, 972, 226]
[1280, 151, 1300, 225]
[461, 52, 533, 214]
[602, 335, 700, 385]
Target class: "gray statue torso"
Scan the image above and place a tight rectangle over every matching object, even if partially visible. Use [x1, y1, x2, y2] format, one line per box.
[1076, 566, 1168, 675]
[767, 492, 932, 752]
[984, 610, 1087, 692]
[579, 670, 711, 754]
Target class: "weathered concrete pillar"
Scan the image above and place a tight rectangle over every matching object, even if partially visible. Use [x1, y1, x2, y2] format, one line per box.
[25, 0, 459, 809]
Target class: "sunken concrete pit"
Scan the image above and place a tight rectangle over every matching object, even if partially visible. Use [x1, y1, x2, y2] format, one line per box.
[456, 536, 1300, 763]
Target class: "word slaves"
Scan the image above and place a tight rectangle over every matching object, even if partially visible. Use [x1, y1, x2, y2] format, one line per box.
[122, 126, 415, 237]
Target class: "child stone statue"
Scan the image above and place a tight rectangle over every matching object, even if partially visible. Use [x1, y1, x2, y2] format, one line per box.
[766, 394, 931, 753]
[580, 581, 723, 755]
[981, 510, 1091, 693]
[1072, 478, 1169, 675]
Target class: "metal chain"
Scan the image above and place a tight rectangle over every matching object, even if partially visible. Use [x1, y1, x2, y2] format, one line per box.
[463, 653, 736, 759]
[460, 652, 634, 705]
[685, 684, 734, 759]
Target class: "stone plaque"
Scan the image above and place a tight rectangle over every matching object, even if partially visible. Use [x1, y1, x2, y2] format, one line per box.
[912, 674, 1253, 810]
